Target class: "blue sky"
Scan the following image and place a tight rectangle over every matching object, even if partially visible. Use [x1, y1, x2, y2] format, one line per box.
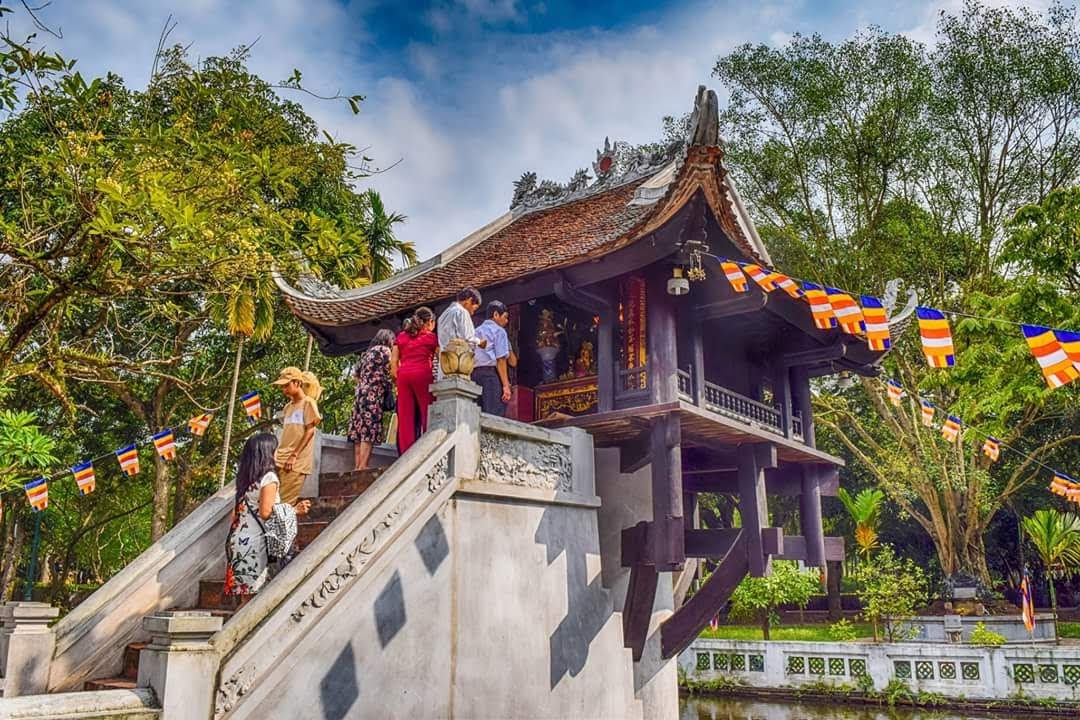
[14, 0, 1044, 259]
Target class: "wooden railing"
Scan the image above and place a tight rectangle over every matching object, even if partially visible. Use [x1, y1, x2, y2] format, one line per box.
[703, 381, 783, 432]
[616, 364, 650, 403]
[676, 369, 692, 400]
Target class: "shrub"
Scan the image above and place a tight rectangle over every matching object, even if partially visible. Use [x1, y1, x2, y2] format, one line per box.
[969, 621, 1006, 646]
[828, 618, 859, 641]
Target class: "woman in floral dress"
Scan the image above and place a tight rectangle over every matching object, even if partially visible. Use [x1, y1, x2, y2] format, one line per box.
[348, 329, 395, 470]
[224, 432, 310, 604]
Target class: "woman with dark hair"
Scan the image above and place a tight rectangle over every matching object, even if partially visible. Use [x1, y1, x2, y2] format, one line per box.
[224, 432, 310, 604]
[391, 306, 437, 453]
[347, 328, 395, 470]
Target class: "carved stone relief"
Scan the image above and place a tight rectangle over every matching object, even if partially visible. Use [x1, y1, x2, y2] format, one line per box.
[476, 431, 572, 492]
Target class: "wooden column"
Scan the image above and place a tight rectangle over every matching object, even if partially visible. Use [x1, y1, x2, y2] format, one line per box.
[647, 269, 678, 405]
[790, 365, 815, 446]
[773, 365, 793, 439]
[691, 321, 706, 407]
[650, 414, 685, 570]
[800, 466, 826, 568]
[597, 304, 615, 412]
[737, 443, 776, 577]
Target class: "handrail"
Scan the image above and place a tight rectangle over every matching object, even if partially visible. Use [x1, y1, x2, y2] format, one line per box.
[703, 380, 782, 431]
[676, 369, 692, 400]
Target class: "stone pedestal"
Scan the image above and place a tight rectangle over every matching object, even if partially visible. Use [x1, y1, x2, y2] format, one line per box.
[1, 601, 59, 697]
[137, 611, 222, 720]
[427, 376, 482, 480]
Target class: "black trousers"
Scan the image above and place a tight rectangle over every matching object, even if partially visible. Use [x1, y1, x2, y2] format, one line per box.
[471, 366, 507, 416]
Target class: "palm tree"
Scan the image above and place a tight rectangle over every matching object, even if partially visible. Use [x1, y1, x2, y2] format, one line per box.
[362, 189, 416, 282]
[1022, 509, 1080, 640]
[837, 488, 885, 559]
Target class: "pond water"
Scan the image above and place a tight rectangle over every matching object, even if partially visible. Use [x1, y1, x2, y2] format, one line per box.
[679, 695, 1036, 720]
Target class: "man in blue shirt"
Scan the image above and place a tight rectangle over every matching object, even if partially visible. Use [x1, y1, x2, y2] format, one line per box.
[472, 301, 512, 416]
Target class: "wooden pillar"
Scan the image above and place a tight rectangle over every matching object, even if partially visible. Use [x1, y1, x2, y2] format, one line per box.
[737, 443, 776, 577]
[773, 365, 793, 439]
[647, 269, 678, 405]
[597, 304, 615, 412]
[650, 414, 684, 571]
[800, 466, 826, 568]
[790, 365, 815, 446]
[691, 321, 706, 407]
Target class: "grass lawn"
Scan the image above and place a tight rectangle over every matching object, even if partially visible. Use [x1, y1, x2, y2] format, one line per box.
[1060, 621, 1080, 639]
[700, 623, 875, 642]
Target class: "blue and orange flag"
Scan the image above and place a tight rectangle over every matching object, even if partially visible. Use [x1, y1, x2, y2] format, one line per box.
[71, 461, 96, 495]
[886, 379, 905, 406]
[771, 272, 804, 299]
[920, 399, 935, 427]
[720, 261, 747, 293]
[742, 264, 777, 292]
[826, 287, 864, 335]
[1020, 570, 1036, 633]
[860, 295, 891, 351]
[802, 282, 837, 330]
[188, 413, 213, 437]
[1021, 324, 1079, 389]
[241, 392, 262, 424]
[1051, 472, 1080, 504]
[916, 307, 955, 367]
[152, 429, 176, 461]
[24, 477, 48, 512]
[982, 437, 1000, 462]
[941, 415, 962, 443]
[1054, 329, 1080, 371]
[116, 445, 140, 476]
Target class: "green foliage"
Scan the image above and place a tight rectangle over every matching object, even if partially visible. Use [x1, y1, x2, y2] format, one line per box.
[828, 618, 859, 642]
[1023, 510, 1080, 580]
[837, 488, 885, 558]
[882, 678, 914, 707]
[850, 545, 929, 641]
[728, 561, 821, 639]
[362, 189, 416, 283]
[0, 404, 56, 484]
[969, 621, 1006, 647]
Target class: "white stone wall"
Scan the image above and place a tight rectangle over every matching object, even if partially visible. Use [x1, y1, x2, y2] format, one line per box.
[681, 638, 1080, 701]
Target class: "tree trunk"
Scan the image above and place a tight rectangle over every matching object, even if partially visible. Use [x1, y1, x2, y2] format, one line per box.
[827, 560, 843, 620]
[151, 456, 170, 542]
[0, 519, 23, 601]
[1049, 578, 1059, 645]
[761, 611, 771, 641]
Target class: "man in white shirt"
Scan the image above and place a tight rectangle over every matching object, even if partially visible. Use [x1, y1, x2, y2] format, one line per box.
[437, 288, 486, 378]
[472, 301, 512, 415]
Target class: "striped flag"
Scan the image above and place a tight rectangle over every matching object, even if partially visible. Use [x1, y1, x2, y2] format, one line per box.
[721, 261, 747, 293]
[241, 391, 262, 424]
[115, 445, 140, 476]
[826, 287, 865, 335]
[188, 413, 213, 436]
[24, 477, 48, 512]
[771, 273, 804, 299]
[920, 399, 935, 427]
[1020, 571, 1036, 633]
[802, 282, 837, 330]
[982, 437, 1000, 462]
[941, 415, 962, 443]
[1021, 324, 1079, 389]
[152, 429, 177, 461]
[916, 307, 956, 368]
[71, 461, 96, 495]
[1054, 329, 1080, 371]
[886, 379, 905, 406]
[743, 264, 777, 292]
[1051, 472, 1080, 504]
[860, 295, 892, 351]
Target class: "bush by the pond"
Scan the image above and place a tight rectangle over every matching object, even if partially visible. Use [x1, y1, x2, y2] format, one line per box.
[969, 621, 1006, 646]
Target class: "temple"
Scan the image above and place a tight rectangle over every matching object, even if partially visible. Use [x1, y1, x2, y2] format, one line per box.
[278, 86, 900, 662]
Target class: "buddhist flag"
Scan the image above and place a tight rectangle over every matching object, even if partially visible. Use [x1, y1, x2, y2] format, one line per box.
[721, 262, 747, 293]
[1051, 472, 1080, 503]
[743, 264, 777, 292]
[1054, 329, 1080, 370]
[1020, 571, 1036, 633]
[188, 413, 213, 436]
[941, 415, 962, 443]
[860, 295, 891, 351]
[71, 461, 96, 495]
[772, 273, 804, 299]
[152, 429, 177, 461]
[241, 391, 262, 424]
[916, 307, 955, 367]
[982, 437, 1000, 462]
[24, 477, 48, 512]
[920, 399, 935, 427]
[1021, 324, 1079, 389]
[826, 287, 864, 335]
[886, 379, 905, 406]
[115, 445, 140, 476]
[802, 282, 837, 330]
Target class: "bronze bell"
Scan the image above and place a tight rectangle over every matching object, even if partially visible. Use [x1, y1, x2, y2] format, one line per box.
[439, 337, 475, 378]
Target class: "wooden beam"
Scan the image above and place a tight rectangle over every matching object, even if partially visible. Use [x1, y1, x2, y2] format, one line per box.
[683, 528, 742, 558]
[649, 415, 685, 570]
[620, 431, 652, 474]
[781, 342, 848, 367]
[623, 563, 659, 662]
[690, 321, 706, 407]
[761, 527, 784, 556]
[737, 443, 773, 577]
[647, 268, 679, 405]
[660, 531, 749, 659]
[773, 364, 793, 439]
[801, 465, 827, 567]
[790, 365, 816, 447]
[621, 521, 649, 567]
[772, 535, 845, 563]
[693, 293, 767, 321]
[683, 464, 838, 496]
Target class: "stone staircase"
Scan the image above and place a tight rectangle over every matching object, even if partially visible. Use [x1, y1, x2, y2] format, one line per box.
[82, 467, 385, 692]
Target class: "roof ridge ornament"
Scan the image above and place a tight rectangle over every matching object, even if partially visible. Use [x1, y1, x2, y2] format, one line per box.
[687, 85, 720, 147]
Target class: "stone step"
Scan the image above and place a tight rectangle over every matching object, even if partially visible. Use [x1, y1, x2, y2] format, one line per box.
[296, 521, 330, 550]
[318, 468, 383, 498]
[123, 642, 147, 680]
[84, 677, 137, 691]
[197, 579, 241, 610]
[304, 495, 359, 523]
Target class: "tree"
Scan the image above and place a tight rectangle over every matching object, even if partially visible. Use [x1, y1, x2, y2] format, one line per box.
[851, 545, 930, 642]
[1022, 510, 1080, 639]
[837, 488, 885, 558]
[361, 189, 416, 283]
[727, 560, 820, 640]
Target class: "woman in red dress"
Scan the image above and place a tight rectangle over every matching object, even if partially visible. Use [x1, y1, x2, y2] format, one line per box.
[391, 307, 438, 454]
